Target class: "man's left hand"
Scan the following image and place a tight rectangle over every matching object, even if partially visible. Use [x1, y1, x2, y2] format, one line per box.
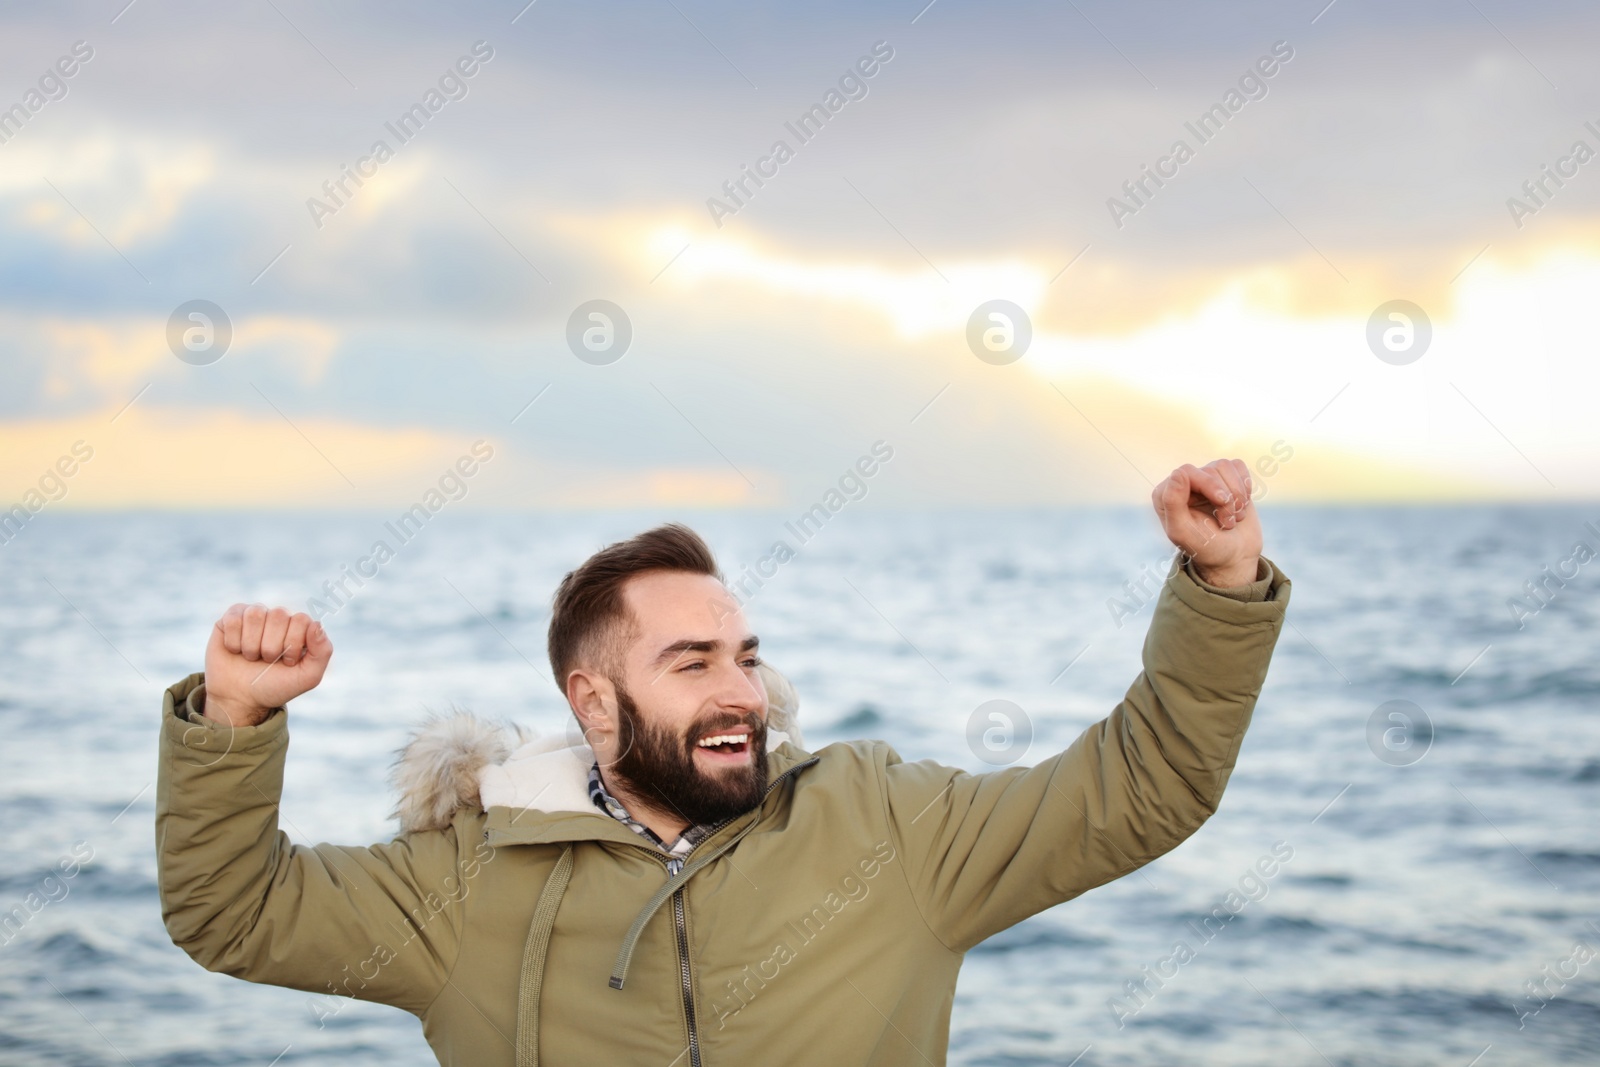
[1151, 459, 1263, 588]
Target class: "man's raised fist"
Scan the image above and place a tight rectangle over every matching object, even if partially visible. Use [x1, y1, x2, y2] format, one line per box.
[1151, 459, 1264, 589]
[201, 605, 333, 727]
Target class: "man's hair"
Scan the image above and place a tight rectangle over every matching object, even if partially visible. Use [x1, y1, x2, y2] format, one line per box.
[547, 522, 723, 693]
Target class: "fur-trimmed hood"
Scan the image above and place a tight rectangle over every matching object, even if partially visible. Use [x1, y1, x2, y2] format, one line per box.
[388, 662, 804, 834]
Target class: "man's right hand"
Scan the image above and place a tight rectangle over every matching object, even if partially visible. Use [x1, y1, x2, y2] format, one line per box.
[202, 605, 333, 727]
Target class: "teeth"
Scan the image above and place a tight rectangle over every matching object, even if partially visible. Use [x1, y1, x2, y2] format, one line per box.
[697, 734, 746, 748]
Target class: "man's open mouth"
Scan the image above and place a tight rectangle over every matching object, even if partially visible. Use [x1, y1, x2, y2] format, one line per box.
[694, 730, 751, 760]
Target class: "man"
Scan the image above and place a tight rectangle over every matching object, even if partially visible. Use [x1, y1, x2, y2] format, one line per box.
[157, 458, 1290, 1066]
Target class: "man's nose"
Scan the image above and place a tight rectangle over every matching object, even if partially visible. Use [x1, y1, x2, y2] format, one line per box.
[715, 662, 765, 713]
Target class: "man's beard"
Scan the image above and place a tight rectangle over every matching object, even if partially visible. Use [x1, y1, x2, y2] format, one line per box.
[605, 680, 769, 828]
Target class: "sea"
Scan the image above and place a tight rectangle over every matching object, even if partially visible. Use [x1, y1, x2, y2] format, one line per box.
[0, 505, 1596, 1066]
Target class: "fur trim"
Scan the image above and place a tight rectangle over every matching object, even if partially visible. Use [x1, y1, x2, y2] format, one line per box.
[389, 710, 531, 833]
[757, 661, 804, 749]
[389, 664, 804, 830]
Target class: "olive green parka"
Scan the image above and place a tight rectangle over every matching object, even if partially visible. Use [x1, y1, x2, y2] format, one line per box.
[156, 554, 1289, 1065]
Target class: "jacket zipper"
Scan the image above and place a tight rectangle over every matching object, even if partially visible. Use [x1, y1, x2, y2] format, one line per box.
[490, 757, 821, 1060]
[674, 889, 702, 1067]
[664, 757, 816, 1067]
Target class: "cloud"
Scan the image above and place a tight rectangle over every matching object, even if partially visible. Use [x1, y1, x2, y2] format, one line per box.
[0, 402, 797, 511]
[0, 2, 1597, 507]
[1024, 243, 1600, 498]
[0, 404, 462, 508]
[642, 221, 1046, 340]
[3, 311, 341, 416]
[2, 128, 214, 249]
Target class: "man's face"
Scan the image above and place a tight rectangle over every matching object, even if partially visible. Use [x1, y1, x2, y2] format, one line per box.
[594, 571, 770, 826]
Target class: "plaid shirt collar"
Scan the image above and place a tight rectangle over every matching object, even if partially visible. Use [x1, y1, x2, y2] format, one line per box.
[587, 762, 716, 873]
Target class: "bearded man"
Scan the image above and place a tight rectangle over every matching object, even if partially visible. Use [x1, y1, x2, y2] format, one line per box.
[157, 459, 1290, 1066]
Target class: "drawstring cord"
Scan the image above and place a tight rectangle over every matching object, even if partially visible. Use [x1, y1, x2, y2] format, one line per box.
[513, 756, 817, 1061]
[515, 845, 573, 1067]
[510, 828, 758, 1064]
[607, 759, 815, 990]
[607, 815, 764, 989]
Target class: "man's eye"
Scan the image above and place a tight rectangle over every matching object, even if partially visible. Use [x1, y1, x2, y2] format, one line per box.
[742, 656, 763, 668]
[679, 661, 706, 671]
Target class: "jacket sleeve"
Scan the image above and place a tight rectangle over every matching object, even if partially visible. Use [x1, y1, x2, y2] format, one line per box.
[155, 673, 470, 1015]
[881, 554, 1290, 953]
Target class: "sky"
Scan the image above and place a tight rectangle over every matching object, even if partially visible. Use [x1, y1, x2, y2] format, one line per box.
[2, 0, 1599, 509]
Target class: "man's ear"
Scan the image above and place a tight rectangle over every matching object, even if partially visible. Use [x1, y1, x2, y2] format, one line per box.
[567, 668, 617, 737]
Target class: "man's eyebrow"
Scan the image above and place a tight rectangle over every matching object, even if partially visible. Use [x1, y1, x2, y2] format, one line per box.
[652, 634, 760, 666]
